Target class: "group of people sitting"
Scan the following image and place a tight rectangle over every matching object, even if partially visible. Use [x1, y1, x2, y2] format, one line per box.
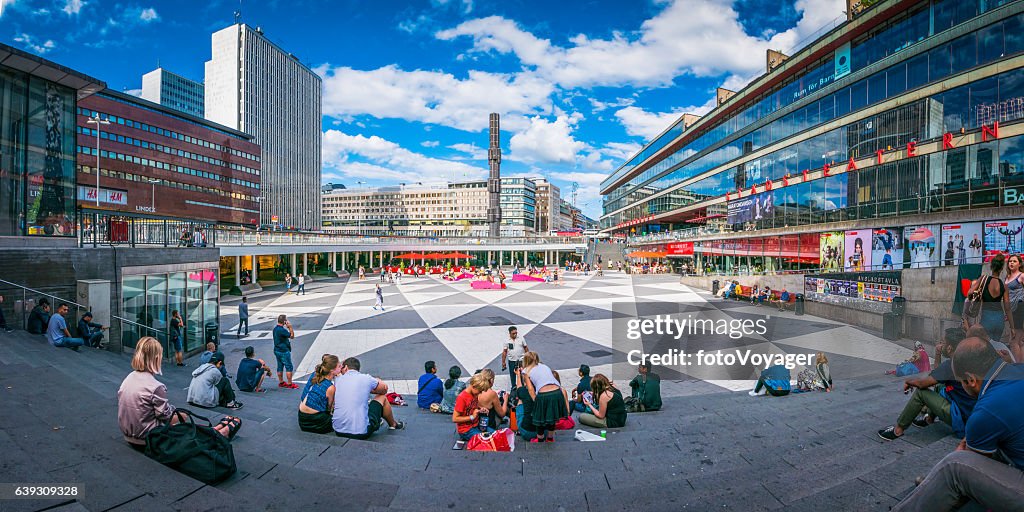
[877, 325, 1024, 510]
[716, 282, 791, 311]
[26, 298, 111, 351]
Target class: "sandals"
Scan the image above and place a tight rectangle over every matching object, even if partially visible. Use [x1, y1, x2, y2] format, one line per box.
[217, 416, 242, 440]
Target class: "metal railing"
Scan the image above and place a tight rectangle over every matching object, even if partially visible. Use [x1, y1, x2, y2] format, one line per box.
[214, 231, 588, 247]
[79, 211, 216, 248]
[0, 278, 169, 358]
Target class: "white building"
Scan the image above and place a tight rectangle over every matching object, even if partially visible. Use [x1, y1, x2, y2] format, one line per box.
[533, 178, 560, 233]
[204, 24, 322, 231]
[140, 68, 205, 117]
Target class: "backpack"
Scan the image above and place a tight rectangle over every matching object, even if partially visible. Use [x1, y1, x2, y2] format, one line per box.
[144, 409, 236, 485]
[895, 362, 919, 377]
[466, 428, 515, 452]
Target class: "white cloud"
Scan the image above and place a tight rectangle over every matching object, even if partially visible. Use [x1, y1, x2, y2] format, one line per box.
[436, 0, 844, 89]
[62, 0, 83, 15]
[14, 33, 55, 53]
[139, 7, 158, 21]
[421, 140, 440, 148]
[509, 115, 585, 165]
[124, 88, 142, 97]
[448, 143, 486, 160]
[600, 141, 642, 161]
[322, 130, 486, 184]
[0, 0, 17, 17]
[316, 64, 554, 132]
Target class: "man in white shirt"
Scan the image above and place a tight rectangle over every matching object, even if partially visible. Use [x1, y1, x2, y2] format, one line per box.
[332, 357, 404, 439]
[297, 274, 306, 295]
[501, 326, 528, 390]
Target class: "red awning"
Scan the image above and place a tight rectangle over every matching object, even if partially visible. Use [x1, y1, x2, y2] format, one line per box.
[394, 253, 425, 260]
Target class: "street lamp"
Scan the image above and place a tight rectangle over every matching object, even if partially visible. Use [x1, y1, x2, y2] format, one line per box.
[148, 179, 161, 212]
[86, 114, 110, 207]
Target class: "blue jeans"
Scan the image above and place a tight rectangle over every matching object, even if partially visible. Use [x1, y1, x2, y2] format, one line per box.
[458, 425, 495, 441]
[980, 308, 1005, 341]
[55, 337, 85, 349]
[85, 332, 104, 347]
[298, 284, 305, 295]
[507, 360, 520, 390]
[274, 350, 294, 373]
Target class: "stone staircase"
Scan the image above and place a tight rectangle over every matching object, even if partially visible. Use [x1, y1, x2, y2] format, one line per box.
[0, 329, 959, 511]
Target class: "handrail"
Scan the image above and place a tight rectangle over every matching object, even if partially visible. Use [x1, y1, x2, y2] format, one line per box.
[0, 278, 167, 357]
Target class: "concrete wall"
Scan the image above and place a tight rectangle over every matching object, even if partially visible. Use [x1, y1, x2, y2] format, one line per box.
[681, 265, 965, 342]
[0, 246, 218, 352]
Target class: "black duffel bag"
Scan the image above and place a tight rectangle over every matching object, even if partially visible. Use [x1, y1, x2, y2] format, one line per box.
[145, 409, 237, 484]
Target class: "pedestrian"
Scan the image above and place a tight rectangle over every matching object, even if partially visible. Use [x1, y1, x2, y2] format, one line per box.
[501, 326, 528, 392]
[358, 266, 365, 280]
[0, 295, 12, 333]
[284, 273, 292, 294]
[380, 268, 386, 283]
[170, 310, 184, 366]
[373, 284, 385, 311]
[273, 314, 298, 389]
[237, 296, 249, 337]
[297, 273, 306, 295]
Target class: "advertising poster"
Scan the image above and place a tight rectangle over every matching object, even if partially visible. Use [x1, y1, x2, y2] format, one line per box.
[983, 219, 1024, 260]
[905, 225, 939, 268]
[819, 231, 844, 272]
[726, 190, 775, 225]
[844, 230, 871, 272]
[804, 271, 901, 303]
[871, 228, 903, 270]
[940, 223, 984, 266]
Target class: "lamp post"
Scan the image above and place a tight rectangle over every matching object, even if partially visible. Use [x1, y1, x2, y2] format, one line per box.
[148, 179, 160, 213]
[86, 114, 110, 207]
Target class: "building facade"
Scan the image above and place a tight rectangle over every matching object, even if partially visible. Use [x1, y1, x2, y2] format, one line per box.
[603, 0, 1024, 273]
[76, 90, 261, 227]
[534, 178, 561, 233]
[204, 24, 322, 231]
[0, 43, 104, 238]
[140, 68, 205, 118]
[322, 178, 541, 237]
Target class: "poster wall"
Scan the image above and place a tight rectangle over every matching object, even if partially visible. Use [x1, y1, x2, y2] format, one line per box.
[905, 225, 939, 268]
[871, 228, 903, 270]
[819, 231, 844, 272]
[983, 220, 1024, 260]
[844, 230, 871, 272]
[940, 223, 984, 266]
[804, 271, 902, 303]
[727, 190, 775, 225]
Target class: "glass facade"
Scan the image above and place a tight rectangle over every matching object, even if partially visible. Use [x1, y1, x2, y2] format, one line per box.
[604, 1, 1024, 235]
[121, 268, 218, 353]
[0, 67, 78, 237]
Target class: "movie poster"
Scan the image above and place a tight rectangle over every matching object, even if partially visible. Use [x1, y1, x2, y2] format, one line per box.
[940, 223, 984, 266]
[871, 227, 903, 270]
[727, 190, 775, 225]
[819, 231, 844, 272]
[983, 219, 1024, 261]
[844, 230, 871, 272]
[905, 225, 939, 268]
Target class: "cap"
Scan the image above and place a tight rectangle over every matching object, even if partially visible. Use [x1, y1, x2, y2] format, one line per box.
[209, 352, 225, 365]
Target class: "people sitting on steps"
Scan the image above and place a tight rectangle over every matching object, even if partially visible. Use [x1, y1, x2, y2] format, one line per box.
[578, 374, 627, 429]
[437, 366, 465, 414]
[118, 337, 240, 452]
[47, 304, 85, 350]
[628, 363, 662, 412]
[332, 357, 405, 439]
[476, 369, 510, 427]
[891, 337, 1024, 511]
[199, 342, 228, 378]
[27, 298, 51, 335]
[513, 367, 537, 441]
[235, 346, 271, 393]
[77, 311, 108, 349]
[520, 351, 567, 443]
[878, 327, 976, 441]
[417, 360, 444, 410]
[187, 352, 243, 410]
[452, 373, 494, 441]
[299, 354, 340, 434]
[749, 364, 791, 397]
[567, 364, 591, 413]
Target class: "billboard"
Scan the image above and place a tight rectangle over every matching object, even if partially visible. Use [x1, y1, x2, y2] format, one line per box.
[871, 228, 903, 270]
[983, 219, 1024, 260]
[804, 271, 901, 303]
[940, 223, 984, 266]
[727, 190, 774, 225]
[844, 230, 871, 272]
[819, 231, 844, 272]
[905, 225, 939, 268]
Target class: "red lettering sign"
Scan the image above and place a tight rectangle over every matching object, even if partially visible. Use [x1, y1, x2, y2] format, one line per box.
[782, 175, 789, 187]
[725, 192, 730, 201]
[765, 179, 773, 191]
[750, 185, 757, 195]
[847, 157, 857, 171]
[802, 169, 809, 182]
[982, 121, 999, 142]
[822, 163, 830, 177]
[907, 141, 917, 157]
[666, 242, 694, 256]
[943, 132, 954, 150]
[876, 149, 884, 165]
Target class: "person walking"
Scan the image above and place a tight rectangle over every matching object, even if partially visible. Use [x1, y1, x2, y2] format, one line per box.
[373, 284, 385, 311]
[237, 297, 250, 338]
[297, 274, 306, 295]
[501, 326, 528, 391]
[284, 273, 293, 294]
[170, 310, 184, 367]
[965, 254, 1015, 343]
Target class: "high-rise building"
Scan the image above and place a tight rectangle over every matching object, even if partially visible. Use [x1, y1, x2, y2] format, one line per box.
[140, 68, 205, 117]
[533, 178, 560, 233]
[487, 113, 502, 237]
[204, 24, 322, 231]
[499, 177, 536, 235]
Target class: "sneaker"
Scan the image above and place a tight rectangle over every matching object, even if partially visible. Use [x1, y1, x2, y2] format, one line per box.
[286, 382, 300, 389]
[3, 327, 12, 333]
[748, 389, 758, 396]
[912, 417, 930, 428]
[389, 421, 406, 430]
[878, 426, 901, 441]
[225, 401, 244, 410]
[278, 381, 287, 388]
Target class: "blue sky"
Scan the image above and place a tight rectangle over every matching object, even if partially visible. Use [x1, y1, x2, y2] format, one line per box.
[2, 0, 845, 218]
